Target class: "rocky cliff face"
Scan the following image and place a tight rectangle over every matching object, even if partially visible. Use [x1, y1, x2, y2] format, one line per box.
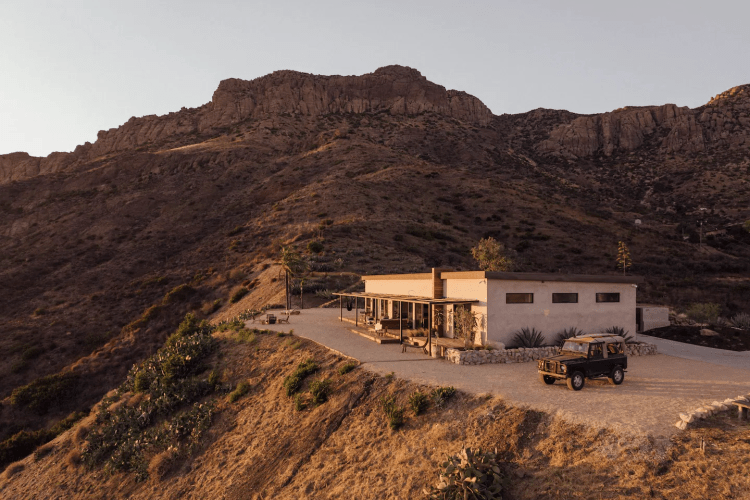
[537, 84, 750, 158]
[1, 66, 494, 184]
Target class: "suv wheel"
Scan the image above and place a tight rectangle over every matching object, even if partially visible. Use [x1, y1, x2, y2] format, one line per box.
[608, 366, 624, 385]
[539, 374, 556, 385]
[566, 371, 585, 391]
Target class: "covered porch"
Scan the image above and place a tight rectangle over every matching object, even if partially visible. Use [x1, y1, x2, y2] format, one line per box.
[333, 291, 478, 356]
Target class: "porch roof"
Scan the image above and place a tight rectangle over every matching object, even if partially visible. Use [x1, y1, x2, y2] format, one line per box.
[333, 291, 478, 305]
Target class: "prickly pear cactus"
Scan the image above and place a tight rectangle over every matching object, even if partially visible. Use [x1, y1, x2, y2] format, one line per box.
[425, 448, 505, 499]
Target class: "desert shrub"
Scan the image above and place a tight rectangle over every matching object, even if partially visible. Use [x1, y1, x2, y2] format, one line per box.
[685, 303, 721, 325]
[730, 312, 750, 330]
[408, 391, 429, 416]
[307, 240, 324, 254]
[133, 371, 152, 393]
[309, 379, 332, 405]
[283, 359, 319, 396]
[162, 284, 195, 304]
[381, 395, 405, 431]
[604, 326, 634, 342]
[554, 327, 584, 347]
[0, 411, 84, 471]
[228, 381, 251, 403]
[21, 346, 45, 361]
[294, 394, 307, 411]
[510, 327, 545, 348]
[236, 329, 257, 344]
[229, 288, 249, 303]
[208, 370, 221, 388]
[33, 442, 55, 461]
[431, 386, 456, 409]
[426, 448, 505, 500]
[338, 361, 358, 375]
[10, 372, 80, 414]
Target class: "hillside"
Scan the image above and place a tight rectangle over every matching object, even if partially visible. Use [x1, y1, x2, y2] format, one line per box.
[2, 329, 749, 499]
[0, 65, 749, 468]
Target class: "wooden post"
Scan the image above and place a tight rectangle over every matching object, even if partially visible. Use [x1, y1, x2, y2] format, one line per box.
[355, 296, 359, 327]
[399, 301, 403, 344]
[339, 295, 342, 322]
[428, 303, 432, 357]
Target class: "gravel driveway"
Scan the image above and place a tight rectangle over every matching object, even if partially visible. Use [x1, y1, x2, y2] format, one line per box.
[251, 308, 750, 437]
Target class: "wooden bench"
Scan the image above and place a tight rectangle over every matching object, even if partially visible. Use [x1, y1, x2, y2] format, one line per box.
[733, 400, 750, 421]
[277, 315, 290, 324]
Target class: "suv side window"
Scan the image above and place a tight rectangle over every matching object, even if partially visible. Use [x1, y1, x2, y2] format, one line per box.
[589, 343, 603, 359]
[607, 343, 622, 355]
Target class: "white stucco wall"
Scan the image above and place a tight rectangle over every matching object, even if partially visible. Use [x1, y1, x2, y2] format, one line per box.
[639, 306, 670, 332]
[485, 280, 637, 347]
[364, 278, 433, 297]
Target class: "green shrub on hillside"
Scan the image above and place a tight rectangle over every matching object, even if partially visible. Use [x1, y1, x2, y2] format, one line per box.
[408, 391, 429, 416]
[0, 412, 84, 471]
[230, 288, 249, 303]
[162, 284, 195, 304]
[381, 395, 405, 431]
[10, 372, 80, 414]
[685, 303, 721, 325]
[338, 361, 358, 375]
[229, 381, 251, 403]
[309, 379, 332, 405]
[283, 359, 319, 397]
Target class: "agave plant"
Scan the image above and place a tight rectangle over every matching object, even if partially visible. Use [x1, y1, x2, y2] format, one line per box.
[426, 448, 505, 500]
[510, 327, 545, 348]
[554, 327, 584, 347]
[605, 326, 634, 343]
[730, 312, 750, 330]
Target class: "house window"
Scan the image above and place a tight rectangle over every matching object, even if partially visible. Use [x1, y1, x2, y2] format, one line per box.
[506, 293, 533, 304]
[552, 293, 578, 303]
[596, 293, 620, 303]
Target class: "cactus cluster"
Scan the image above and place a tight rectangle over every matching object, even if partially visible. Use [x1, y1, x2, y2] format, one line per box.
[426, 448, 505, 500]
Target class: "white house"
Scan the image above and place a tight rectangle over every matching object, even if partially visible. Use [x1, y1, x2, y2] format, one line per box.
[338, 268, 642, 347]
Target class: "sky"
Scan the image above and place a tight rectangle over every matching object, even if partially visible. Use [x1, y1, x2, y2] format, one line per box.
[2, 0, 749, 157]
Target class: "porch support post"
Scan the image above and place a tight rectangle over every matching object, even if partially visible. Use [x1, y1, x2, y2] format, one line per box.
[339, 295, 342, 322]
[428, 303, 432, 357]
[399, 301, 403, 344]
[355, 297, 359, 327]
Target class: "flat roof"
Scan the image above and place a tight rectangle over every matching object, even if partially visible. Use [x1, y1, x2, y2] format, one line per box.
[333, 292, 478, 305]
[362, 271, 643, 284]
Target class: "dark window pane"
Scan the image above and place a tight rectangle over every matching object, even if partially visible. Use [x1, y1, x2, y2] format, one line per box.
[552, 293, 578, 303]
[596, 293, 620, 303]
[506, 293, 533, 304]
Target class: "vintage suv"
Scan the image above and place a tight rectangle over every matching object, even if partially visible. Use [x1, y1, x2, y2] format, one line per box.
[537, 333, 627, 391]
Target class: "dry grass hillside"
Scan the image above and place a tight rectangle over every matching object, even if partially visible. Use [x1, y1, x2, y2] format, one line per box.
[1, 328, 748, 500]
[0, 66, 749, 478]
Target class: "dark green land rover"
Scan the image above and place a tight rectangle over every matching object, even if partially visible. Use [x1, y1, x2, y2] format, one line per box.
[537, 334, 628, 391]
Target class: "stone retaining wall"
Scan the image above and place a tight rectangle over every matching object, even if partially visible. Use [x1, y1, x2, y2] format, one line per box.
[675, 394, 750, 430]
[445, 342, 658, 365]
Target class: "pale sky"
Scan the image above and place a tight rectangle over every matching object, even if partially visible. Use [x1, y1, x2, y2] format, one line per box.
[2, 0, 749, 157]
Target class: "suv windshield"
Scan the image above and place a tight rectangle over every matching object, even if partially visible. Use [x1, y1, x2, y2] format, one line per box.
[561, 340, 588, 355]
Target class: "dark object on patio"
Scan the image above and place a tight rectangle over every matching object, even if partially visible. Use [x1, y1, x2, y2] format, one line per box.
[264, 314, 277, 324]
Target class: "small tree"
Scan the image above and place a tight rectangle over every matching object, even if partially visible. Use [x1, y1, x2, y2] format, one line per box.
[616, 241, 632, 276]
[279, 246, 307, 309]
[453, 307, 479, 348]
[471, 237, 513, 272]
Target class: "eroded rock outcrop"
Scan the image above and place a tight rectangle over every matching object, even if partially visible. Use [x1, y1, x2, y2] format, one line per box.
[87, 65, 492, 159]
[538, 84, 750, 158]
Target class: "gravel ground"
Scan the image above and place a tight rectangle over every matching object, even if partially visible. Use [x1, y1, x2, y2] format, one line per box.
[251, 308, 750, 437]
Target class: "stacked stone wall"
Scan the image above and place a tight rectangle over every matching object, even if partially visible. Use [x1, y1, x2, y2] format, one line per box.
[445, 342, 658, 365]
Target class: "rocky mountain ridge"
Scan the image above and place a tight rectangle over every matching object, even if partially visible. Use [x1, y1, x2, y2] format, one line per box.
[0, 65, 493, 183]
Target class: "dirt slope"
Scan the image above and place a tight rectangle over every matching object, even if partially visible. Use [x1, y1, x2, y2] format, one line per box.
[1, 330, 748, 500]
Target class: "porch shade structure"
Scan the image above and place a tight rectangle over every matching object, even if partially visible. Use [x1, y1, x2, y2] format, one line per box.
[334, 292, 478, 353]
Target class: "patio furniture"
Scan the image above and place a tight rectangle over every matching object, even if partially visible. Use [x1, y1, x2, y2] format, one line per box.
[264, 314, 276, 325]
[402, 336, 430, 355]
[277, 315, 290, 324]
